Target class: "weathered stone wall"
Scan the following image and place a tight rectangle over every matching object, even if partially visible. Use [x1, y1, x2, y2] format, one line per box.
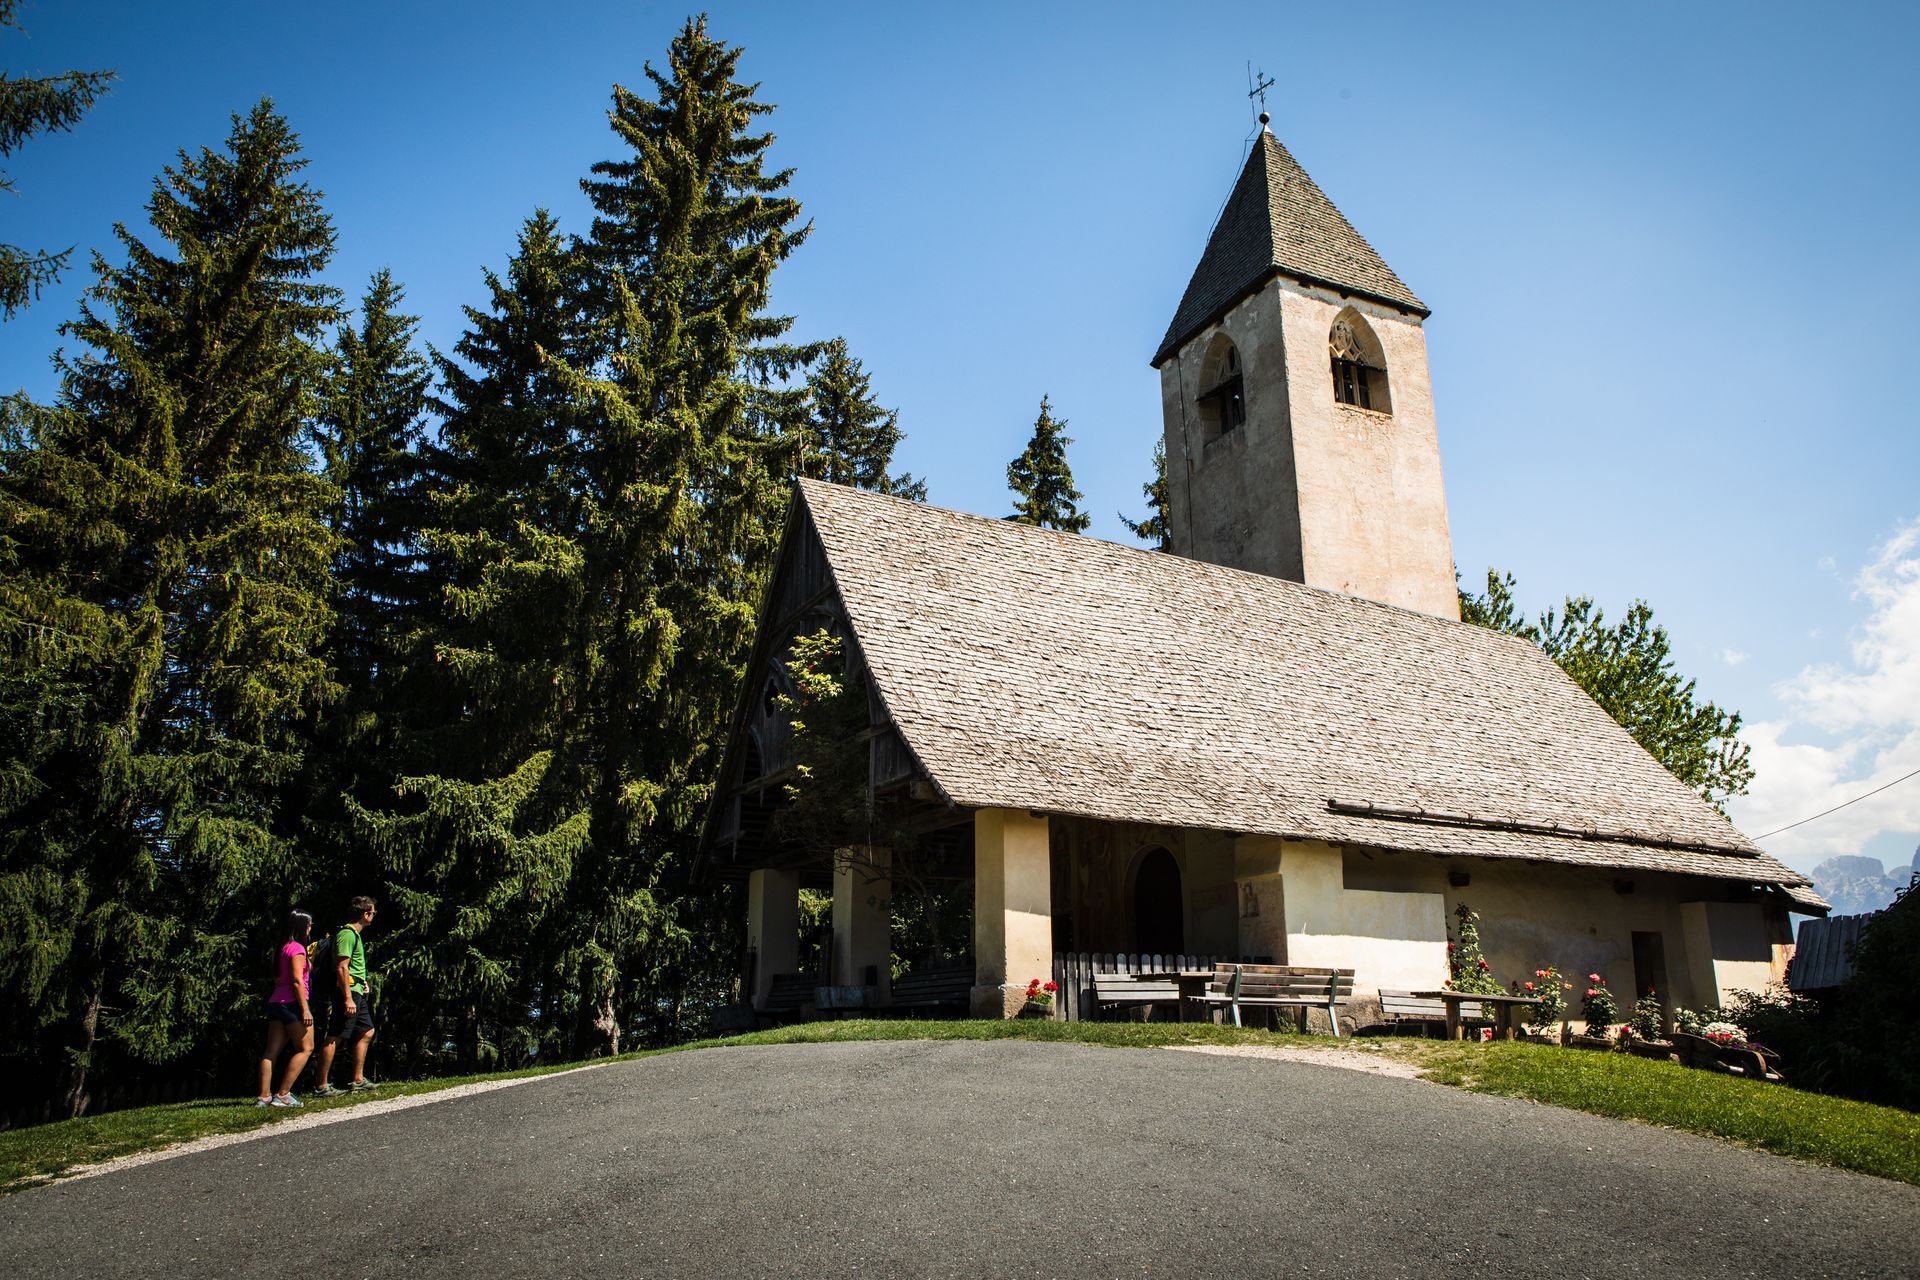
[1159, 276, 1459, 620]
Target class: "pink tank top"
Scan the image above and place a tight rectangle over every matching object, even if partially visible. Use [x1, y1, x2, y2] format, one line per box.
[269, 940, 309, 1004]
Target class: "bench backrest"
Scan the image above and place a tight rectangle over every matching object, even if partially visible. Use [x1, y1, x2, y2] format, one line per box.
[1092, 973, 1181, 1001]
[1378, 989, 1482, 1020]
[1210, 964, 1355, 1001]
[892, 964, 972, 1003]
[763, 972, 819, 1011]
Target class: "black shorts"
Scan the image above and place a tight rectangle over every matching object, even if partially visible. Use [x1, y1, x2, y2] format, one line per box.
[265, 1000, 303, 1025]
[331, 995, 376, 1039]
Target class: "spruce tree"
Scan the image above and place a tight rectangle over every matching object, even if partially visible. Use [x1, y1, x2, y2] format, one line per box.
[316, 270, 431, 695]
[350, 213, 595, 1072]
[550, 17, 807, 1053]
[1006, 395, 1091, 532]
[798, 338, 925, 499]
[296, 271, 432, 986]
[1119, 438, 1169, 550]
[0, 1, 115, 317]
[0, 101, 339, 1114]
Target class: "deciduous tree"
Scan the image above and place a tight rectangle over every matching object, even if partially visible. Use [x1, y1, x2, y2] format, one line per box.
[1460, 569, 1754, 811]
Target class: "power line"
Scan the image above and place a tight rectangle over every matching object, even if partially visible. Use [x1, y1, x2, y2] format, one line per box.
[1755, 765, 1920, 839]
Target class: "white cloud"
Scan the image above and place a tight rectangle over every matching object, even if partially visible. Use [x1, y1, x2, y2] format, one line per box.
[1731, 519, 1920, 873]
[1720, 648, 1749, 667]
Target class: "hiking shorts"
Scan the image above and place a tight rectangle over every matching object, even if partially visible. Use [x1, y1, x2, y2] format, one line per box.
[265, 1000, 304, 1025]
[331, 995, 376, 1040]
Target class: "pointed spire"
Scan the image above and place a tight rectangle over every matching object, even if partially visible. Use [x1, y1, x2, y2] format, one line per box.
[1153, 134, 1426, 367]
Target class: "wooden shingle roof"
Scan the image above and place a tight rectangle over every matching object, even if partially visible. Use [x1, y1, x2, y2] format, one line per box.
[1153, 132, 1427, 367]
[796, 479, 1818, 900]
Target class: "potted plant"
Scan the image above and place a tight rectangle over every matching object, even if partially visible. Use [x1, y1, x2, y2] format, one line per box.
[1019, 977, 1057, 1019]
[1569, 973, 1618, 1049]
[1517, 966, 1573, 1042]
[1623, 988, 1675, 1059]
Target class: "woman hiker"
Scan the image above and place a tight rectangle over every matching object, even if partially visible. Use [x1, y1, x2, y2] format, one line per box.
[257, 910, 316, 1108]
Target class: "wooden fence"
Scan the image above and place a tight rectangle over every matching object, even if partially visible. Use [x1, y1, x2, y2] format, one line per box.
[1050, 952, 1244, 1022]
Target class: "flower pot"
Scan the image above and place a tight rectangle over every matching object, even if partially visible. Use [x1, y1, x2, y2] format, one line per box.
[1626, 1040, 1676, 1061]
[1567, 1034, 1616, 1052]
[1017, 1001, 1052, 1020]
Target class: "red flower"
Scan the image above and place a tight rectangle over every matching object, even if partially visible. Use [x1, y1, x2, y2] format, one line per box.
[1587, 973, 1602, 983]
[1523, 982, 1536, 992]
[1585, 988, 1598, 998]
[1043, 981, 1057, 992]
[1446, 942, 1456, 950]
[1477, 959, 1489, 970]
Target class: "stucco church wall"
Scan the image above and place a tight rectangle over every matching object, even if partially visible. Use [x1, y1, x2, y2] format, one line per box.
[1158, 278, 1458, 620]
[1160, 289, 1303, 581]
[1340, 849, 1790, 1010]
[1275, 281, 1458, 620]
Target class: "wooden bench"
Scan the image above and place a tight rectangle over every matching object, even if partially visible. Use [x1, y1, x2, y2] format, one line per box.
[1196, 964, 1355, 1035]
[889, 962, 973, 1016]
[1379, 989, 1484, 1036]
[757, 972, 819, 1024]
[1092, 972, 1182, 1019]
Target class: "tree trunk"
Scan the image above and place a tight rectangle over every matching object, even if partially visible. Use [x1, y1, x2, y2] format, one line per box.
[60, 981, 103, 1120]
[592, 985, 620, 1058]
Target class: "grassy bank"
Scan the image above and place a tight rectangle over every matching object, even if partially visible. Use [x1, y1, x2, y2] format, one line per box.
[1409, 1039, 1920, 1186]
[7, 1021, 1915, 1195]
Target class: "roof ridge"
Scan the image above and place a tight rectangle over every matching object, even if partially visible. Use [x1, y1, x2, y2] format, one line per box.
[796, 475, 1505, 637]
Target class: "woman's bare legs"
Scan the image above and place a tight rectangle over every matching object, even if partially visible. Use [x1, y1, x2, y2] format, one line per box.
[257, 1020, 290, 1101]
[276, 1021, 314, 1096]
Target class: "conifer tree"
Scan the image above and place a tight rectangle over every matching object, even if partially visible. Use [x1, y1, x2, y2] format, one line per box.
[547, 17, 809, 1053]
[1119, 438, 1169, 550]
[1, 1, 114, 317]
[798, 338, 925, 499]
[350, 213, 595, 1072]
[316, 270, 431, 694]
[1006, 395, 1091, 532]
[0, 102, 339, 1114]
[296, 271, 432, 962]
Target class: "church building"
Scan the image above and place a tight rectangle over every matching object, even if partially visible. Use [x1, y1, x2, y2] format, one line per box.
[697, 127, 1826, 1022]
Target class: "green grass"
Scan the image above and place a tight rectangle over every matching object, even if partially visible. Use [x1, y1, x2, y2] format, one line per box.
[0, 1019, 1282, 1195]
[1408, 1039, 1920, 1186]
[8, 1021, 1915, 1196]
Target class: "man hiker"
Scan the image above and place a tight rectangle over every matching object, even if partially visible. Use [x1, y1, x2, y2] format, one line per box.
[312, 896, 379, 1096]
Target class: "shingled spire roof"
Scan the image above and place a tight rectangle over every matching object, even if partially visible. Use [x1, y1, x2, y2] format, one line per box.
[1153, 132, 1427, 366]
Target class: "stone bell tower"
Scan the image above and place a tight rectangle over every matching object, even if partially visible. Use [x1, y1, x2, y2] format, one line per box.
[1152, 128, 1459, 620]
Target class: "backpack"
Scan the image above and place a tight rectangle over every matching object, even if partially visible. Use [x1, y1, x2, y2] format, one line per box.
[307, 932, 339, 1008]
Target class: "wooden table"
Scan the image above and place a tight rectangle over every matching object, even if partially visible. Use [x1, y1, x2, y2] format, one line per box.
[1412, 991, 1542, 1041]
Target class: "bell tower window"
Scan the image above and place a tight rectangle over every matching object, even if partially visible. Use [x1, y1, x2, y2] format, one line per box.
[1196, 336, 1246, 439]
[1329, 311, 1391, 415]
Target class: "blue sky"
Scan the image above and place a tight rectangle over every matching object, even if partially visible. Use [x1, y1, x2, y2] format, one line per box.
[5, 2, 1917, 880]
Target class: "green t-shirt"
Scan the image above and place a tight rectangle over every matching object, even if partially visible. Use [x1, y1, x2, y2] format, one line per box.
[335, 925, 369, 993]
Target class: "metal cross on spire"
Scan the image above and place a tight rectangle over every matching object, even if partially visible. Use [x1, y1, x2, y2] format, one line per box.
[1247, 63, 1276, 131]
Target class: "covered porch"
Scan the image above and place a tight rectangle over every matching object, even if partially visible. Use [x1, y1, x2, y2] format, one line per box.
[734, 807, 1459, 1021]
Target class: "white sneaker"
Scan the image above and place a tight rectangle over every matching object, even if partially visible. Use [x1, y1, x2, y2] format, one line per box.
[270, 1093, 303, 1108]
[254, 1097, 271, 1108]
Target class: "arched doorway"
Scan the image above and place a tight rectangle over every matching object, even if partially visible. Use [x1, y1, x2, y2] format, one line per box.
[1132, 847, 1184, 955]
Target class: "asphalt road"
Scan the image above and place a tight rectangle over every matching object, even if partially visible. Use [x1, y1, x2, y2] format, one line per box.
[3, 1041, 1916, 1278]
